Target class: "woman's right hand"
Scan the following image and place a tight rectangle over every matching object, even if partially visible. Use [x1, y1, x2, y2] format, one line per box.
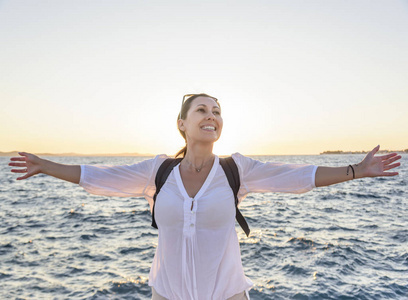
[9, 152, 43, 180]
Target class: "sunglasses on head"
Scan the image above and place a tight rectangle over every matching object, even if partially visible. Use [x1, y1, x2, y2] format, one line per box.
[179, 94, 219, 119]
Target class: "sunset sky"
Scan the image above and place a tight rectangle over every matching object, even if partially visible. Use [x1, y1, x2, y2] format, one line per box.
[1, 0, 407, 155]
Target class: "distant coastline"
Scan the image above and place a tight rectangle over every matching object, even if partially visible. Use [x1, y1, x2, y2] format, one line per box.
[1, 150, 407, 157]
[0, 151, 153, 157]
[320, 149, 408, 155]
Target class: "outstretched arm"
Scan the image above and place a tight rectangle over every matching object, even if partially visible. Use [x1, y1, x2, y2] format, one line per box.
[315, 145, 401, 187]
[9, 152, 81, 184]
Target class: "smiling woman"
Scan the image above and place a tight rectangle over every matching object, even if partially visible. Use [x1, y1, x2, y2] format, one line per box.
[176, 93, 223, 160]
[8, 92, 401, 300]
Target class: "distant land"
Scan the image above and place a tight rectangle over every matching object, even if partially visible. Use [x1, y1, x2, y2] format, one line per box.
[320, 149, 408, 155]
[0, 151, 154, 157]
[1, 150, 407, 157]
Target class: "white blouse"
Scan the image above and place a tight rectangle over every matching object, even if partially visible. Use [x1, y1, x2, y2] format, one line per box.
[79, 153, 318, 300]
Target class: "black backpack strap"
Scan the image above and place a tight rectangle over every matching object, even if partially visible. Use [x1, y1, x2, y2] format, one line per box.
[151, 158, 183, 229]
[219, 157, 251, 237]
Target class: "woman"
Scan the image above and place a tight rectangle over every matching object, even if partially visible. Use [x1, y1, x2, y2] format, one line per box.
[9, 93, 401, 300]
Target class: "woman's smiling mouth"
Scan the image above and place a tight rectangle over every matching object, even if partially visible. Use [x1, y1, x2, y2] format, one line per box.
[201, 125, 216, 131]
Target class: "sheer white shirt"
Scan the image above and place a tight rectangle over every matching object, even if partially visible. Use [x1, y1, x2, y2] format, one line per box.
[79, 153, 318, 300]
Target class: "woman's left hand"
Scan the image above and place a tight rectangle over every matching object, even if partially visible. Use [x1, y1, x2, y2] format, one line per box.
[357, 145, 401, 178]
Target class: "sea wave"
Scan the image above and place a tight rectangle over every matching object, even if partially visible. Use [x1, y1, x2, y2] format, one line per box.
[1, 155, 407, 299]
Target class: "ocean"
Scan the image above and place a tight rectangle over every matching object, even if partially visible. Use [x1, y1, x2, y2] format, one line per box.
[1, 154, 407, 299]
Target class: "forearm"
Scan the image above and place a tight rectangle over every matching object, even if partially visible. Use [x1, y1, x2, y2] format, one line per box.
[315, 146, 402, 187]
[315, 163, 363, 187]
[41, 159, 81, 184]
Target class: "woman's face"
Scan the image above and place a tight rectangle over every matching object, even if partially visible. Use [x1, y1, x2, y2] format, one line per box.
[178, 96, 223, 144]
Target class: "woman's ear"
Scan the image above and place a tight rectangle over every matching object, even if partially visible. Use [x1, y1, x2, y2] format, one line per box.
[178, 119, 185, 131]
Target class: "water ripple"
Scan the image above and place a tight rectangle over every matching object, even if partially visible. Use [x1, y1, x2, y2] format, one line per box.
[1, 155, 407, 299]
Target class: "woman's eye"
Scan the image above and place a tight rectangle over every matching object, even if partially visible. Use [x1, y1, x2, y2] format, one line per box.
[197, 108, 205, 112]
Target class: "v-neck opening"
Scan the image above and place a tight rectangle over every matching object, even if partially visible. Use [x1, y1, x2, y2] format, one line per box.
[174, 156, 219, 200]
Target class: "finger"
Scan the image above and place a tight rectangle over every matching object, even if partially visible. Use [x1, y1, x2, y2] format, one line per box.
[384, 163, 401, 170]
[11, 169, 28, 173]
[377, 153, 399, 160]
[382, 171, 399, 176]
[8, 162, 27, 167]
[10, 157, 26, 162]
[370, 145, 380, 155]
[383, 156, 401, 165]
[17, 174, 30, 180]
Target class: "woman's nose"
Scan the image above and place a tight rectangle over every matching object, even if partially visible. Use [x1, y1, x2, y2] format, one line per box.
[207, 112, 216, 120]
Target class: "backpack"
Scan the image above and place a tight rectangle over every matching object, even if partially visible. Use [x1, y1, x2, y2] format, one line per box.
[151, 157, 250, 237]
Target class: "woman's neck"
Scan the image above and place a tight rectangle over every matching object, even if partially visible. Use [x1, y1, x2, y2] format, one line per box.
[183, 142, 215, 171]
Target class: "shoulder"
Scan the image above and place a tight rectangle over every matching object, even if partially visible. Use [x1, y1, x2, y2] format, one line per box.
[127, 154, 171, 176]
[150, 154, 172, 170]
[230, 152, 246, 162]
[153, 154, 170, 163]
[229, 153, 261, 177]
[230, 152, 260, 167]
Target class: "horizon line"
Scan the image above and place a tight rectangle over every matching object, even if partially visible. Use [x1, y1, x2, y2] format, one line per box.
[1, 149, 407, 157]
